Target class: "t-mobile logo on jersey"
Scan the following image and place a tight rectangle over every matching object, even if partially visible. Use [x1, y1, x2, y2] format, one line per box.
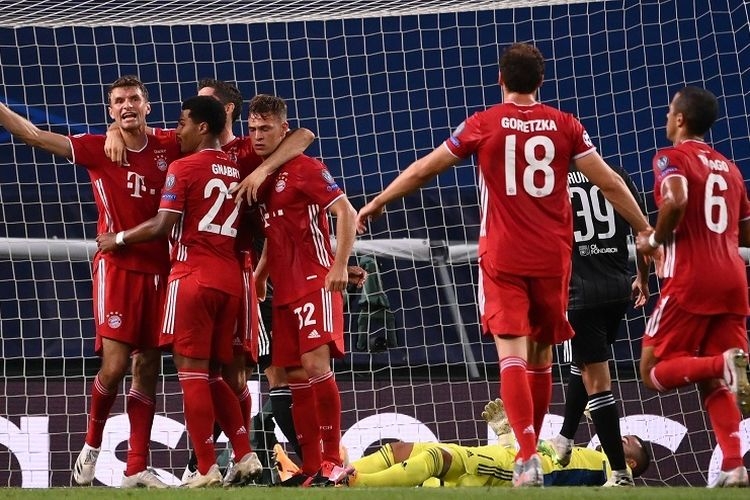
[579, 244, 619, 256]
[126, 171, 157, 198]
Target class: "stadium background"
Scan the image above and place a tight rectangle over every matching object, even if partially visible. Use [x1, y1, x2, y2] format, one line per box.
[1, 0, 749, 488]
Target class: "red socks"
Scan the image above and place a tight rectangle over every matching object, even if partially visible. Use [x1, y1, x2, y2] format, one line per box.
[85, 374, 117, 448]
[650, 356, 722, 390]
[704, 386, 744, 470]
[124, 389, 155, 476]
[209, 374, 251, 460]
[527, 363, 552, 438]
[236, 385, 252, 434]
[290, 380, 322, 475]
[310, 371, 342, 465]
[499, 356, 536, 460]
[178, 369, 215, 475]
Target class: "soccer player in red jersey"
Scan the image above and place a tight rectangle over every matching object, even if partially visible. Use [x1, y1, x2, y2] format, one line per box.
[356, 43, 650, 487]
[248, 94, 357, 486]
[98, 95, 263, 487]
[0, 76, 178, 488]
[106, 79, 316, 480]
[635, 86, 750, 488]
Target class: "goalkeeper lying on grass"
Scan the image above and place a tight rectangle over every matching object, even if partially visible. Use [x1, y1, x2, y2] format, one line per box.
[274, 399, 651, 487]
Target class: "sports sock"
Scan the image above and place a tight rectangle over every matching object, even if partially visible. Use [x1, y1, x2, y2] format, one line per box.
[187, 422, 221, 473]
[236, 385, 252, 434]
[85, 374, 118, 448]
[289, 380, 322, 475]
[124, 388, 155, 476]
[351, 444, 396, 473]
[588, 391, 627, 470]
[650, 355, 722, 390]
[309, 371, 342, 465]
[527, 363, 552, 438]
[499, 356, 536, 460]
[209, 374, 251, 460]
[704, 386, 744, 470]
[269, 386, 301, 458]
[178, 368, 215, 475]
[559, 365, 587, 439]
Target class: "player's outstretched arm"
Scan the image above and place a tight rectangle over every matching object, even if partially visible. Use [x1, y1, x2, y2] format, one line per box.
[0, 102, 73, 159]
[234, 127, 316, 204]
[356, 145, 458, 234]
[96, 210, 180, 253]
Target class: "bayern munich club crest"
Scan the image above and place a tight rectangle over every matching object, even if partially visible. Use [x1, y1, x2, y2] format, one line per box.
[106, 312, 123, 329]
[275, 179, 286, 192]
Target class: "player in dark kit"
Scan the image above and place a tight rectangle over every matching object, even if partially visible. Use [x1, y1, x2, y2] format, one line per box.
[549, 164, 649, 486]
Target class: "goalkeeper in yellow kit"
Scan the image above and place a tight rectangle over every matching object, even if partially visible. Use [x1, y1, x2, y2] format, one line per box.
[272, 399, 651, 487]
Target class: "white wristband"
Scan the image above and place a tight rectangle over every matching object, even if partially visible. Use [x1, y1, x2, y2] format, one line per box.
[647, 233, 661, 249]
[115, 231, 126, 247]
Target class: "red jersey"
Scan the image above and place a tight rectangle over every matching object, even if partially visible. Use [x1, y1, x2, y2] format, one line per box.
[69, 133, 179, 274]
[158, 149, 244, 296]
[155, 128, 263, 173]
[257, 155, 344, 305]
[444, 102, 595, 277]
[154, 129, 262, 253]
[652, 139, 750, 315]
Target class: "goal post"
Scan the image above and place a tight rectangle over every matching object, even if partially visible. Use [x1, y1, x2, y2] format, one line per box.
[1, 0, 749, 488]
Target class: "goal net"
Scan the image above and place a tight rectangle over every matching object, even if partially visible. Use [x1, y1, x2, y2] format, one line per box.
[1, 0, 749, 488]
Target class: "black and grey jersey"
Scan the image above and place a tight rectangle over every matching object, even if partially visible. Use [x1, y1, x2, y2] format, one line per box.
[567, 164, 646, 309]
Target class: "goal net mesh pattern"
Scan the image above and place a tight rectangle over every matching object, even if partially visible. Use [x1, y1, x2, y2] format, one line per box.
[1, 0, 748, 487]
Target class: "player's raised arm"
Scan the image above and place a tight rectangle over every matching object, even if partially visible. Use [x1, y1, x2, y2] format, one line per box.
[0, 101, 73, 159]
[356, 145, 458, 234]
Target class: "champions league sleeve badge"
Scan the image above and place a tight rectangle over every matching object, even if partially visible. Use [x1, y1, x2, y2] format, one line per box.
[656, 156, 669, 170]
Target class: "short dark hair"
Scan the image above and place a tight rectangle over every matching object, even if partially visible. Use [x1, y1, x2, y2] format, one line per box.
[181, 95, 226, 136]
[630, 436, 651, 478]
[108, 75, 148, 102]
[499, 43, 545, 94]
[673, 86, 718, 136]
[248, 94, 287, 122]
[198, 78, 243, 123]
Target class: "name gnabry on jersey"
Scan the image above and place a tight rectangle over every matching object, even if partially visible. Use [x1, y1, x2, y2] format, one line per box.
[501, 117, 558, 132]
[211, 163, 240, 178]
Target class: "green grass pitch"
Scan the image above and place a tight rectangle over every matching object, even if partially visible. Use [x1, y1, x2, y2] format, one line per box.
[0, 487, 747, 499]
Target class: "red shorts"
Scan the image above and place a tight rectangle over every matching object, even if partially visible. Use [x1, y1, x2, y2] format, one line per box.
[233, 256, 259, 363]
[272, 288, 345, 368]
[91, 257, 166, 355]
[478, 259, 573, 345]
[643, 295, 748, 359]
[159, 273, 239, 364]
